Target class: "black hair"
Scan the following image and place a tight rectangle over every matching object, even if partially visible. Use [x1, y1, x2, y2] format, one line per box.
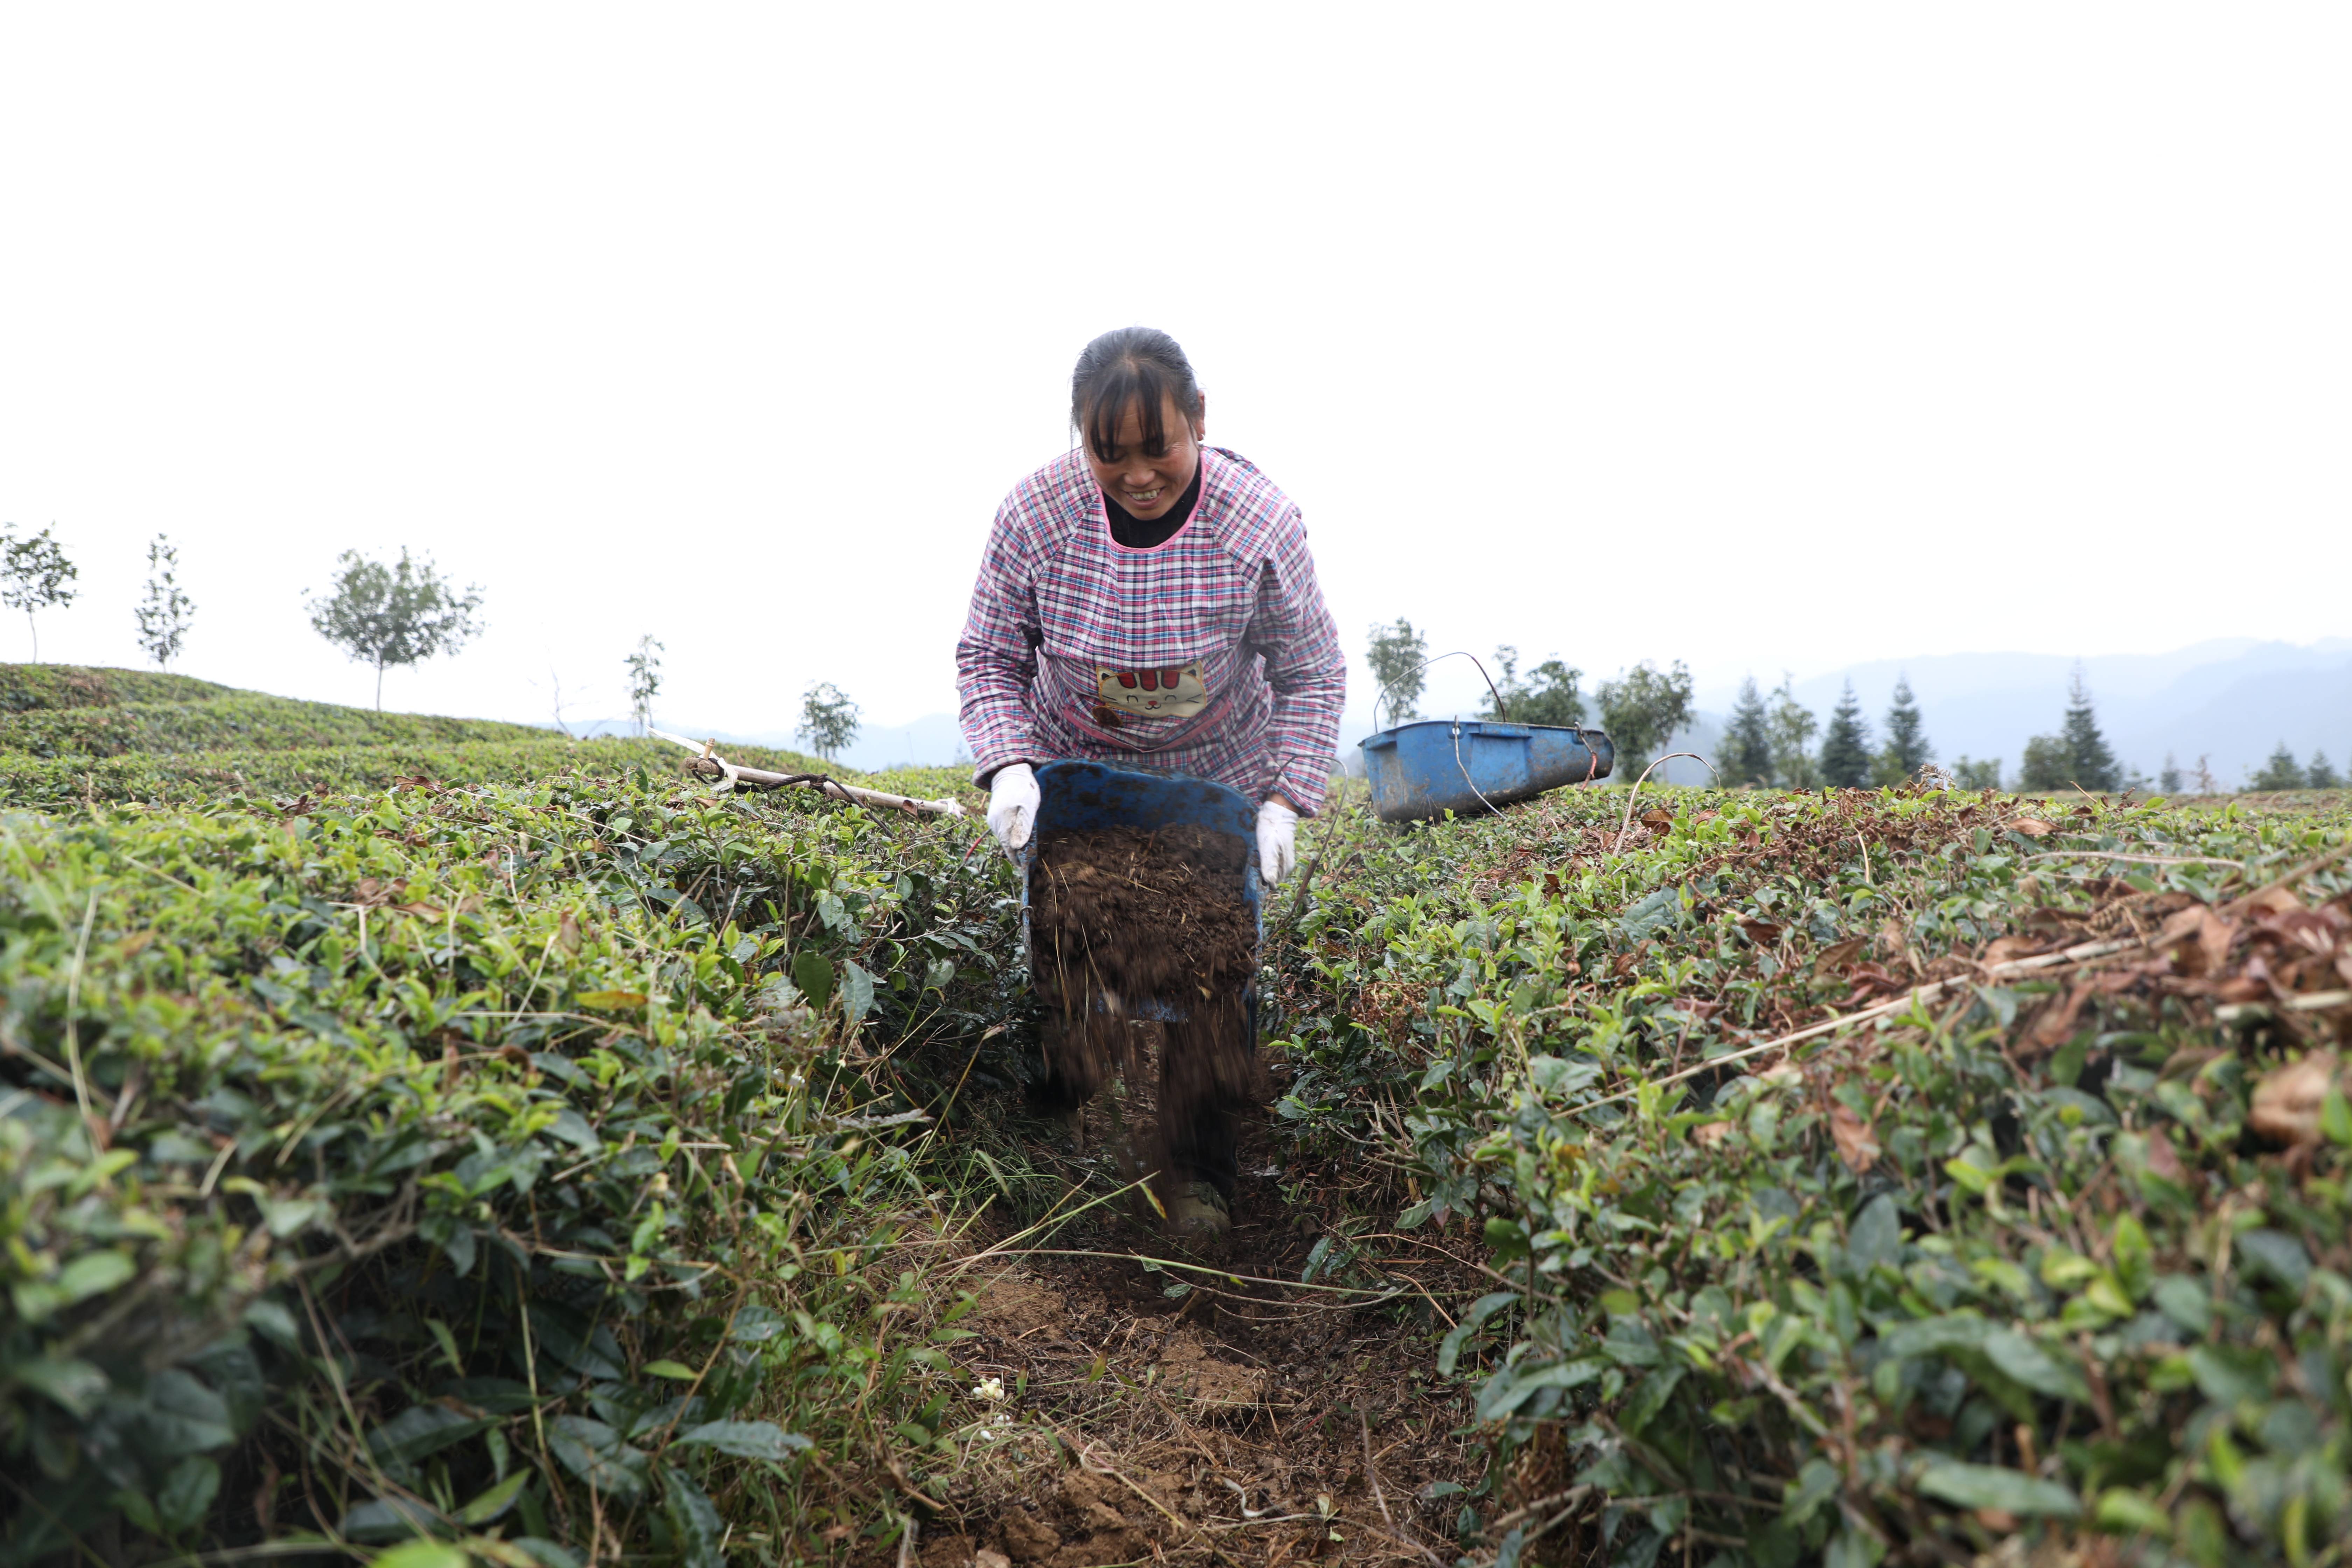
[1071, 327, 1204, 463]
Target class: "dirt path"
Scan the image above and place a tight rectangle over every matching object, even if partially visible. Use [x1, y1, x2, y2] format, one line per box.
[925, 1034, 1487, 1567]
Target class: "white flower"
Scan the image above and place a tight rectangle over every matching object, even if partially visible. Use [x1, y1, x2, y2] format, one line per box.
[972, 1376, 1006, 1402]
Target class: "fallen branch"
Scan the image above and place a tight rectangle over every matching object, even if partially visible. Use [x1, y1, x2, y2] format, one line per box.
[649, 729, 965, 818]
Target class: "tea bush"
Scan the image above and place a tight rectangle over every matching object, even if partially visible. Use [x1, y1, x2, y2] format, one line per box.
[0, 769, 1019, 1565]
[1271, 788, 2352, 1565]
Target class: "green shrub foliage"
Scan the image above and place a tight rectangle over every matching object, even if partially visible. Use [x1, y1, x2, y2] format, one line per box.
[0, 771, 1019, 1564]
[1268, 785, 2351, 1564]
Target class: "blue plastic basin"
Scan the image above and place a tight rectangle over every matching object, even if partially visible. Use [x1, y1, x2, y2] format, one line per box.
[1020, 760, 1261, 1022]
[1359, 719, 1615, 823]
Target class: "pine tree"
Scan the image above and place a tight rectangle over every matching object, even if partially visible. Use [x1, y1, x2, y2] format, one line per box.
[1871, 675, 1933, 786]
[1723, 677, 1773, 787]
[2248, 743, 2306, 792]
[2059, 667, 2121, 793]
[1818, 681, 1872, 788]
[2310, 751, 2342, 790]
[2159, 753, 2183, 794]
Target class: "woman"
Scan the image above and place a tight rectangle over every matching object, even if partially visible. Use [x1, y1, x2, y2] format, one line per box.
[957, 327, 1346, 1234]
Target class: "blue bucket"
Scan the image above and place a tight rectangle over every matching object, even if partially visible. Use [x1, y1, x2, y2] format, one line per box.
[1359, 719, 1614, 823]
[1019, 761, 1261, 1022]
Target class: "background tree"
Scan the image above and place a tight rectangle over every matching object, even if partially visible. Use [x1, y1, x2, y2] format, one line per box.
[1871, 675, 1932, 786]
[1, 524, 79, 663]
[1951, 756, 2003, 791]
[306, 548, 485, 710]
[2159, 753, 2184, 794]
[2248, 742, 2306, 792]
[134, 533, 195, 669]
[2309, 751, 2341, 791]
[798, 681, 861, 761]
[2017, 734, 2070, 792]
[1366, 618, 1428, 729]
[1483, 645, 1585, 727]
[1818, 681, 1872, 788]
[1767, 675, 1819, 789]
[1597, 660, 1694, 780]
[2061, 667, 2121, 792]
[626, 634, 664, 736]
[1722, 677, 1773, 787]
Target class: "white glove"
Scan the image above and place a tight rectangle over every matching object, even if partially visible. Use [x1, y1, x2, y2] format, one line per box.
[987, 763, 1040, 856]
[1256, 797, 1298, 884]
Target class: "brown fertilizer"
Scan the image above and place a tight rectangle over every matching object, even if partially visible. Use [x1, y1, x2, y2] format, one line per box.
[1028, 824, 1261, 1195]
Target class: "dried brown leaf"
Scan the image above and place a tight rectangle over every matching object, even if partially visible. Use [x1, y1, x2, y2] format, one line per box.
[2004, 817, 2056, 838]
[1831, 1105, 1880, 1172]
[1817, 937, 1867, 971]
[2249, 1052, 2339, 1147]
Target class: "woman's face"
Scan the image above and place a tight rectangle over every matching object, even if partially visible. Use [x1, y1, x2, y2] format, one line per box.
[1084, 393, 1205, 521]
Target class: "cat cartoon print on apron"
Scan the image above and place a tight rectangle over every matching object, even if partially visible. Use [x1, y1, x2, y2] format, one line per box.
[1095, 662, 1209, 719]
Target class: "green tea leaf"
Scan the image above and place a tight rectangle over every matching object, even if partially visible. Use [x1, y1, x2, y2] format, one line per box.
[1916, 1461, 2080, 1518]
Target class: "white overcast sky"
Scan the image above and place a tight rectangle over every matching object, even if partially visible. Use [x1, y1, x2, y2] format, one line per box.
[2, 5, 2345, 734]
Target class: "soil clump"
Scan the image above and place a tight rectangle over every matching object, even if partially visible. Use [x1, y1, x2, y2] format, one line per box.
[1028, 823, 1258, 1008]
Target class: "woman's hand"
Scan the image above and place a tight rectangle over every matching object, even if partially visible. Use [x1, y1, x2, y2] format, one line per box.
[987, 763, 1040, 857]
[1256, 795, 1299, 884]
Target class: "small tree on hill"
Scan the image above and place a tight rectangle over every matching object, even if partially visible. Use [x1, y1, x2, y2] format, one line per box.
[1818, 681, 1872, 788]
[1485, 645, 1585, 727]
[306, 549, 485, 710]
[798, 682, 860, 762]
[1722, 677, 1773, 787]
[626, 635, 664, 736]
[2017, 735, 2070, 792]
[1767, 675, 1819, 789]
[2061, 667, 2120, 792]
[2248, 743, 2306, 792]
[1951, 756, 2002, 791]
[2310, 751, 2342, 791]
[1366, 618, 1428, 729]
[2159, 754, 2184, 795]
[1872, 676, 1933, 786]
[1597, 660, 1694, 781]
[1, 525, 79, 663]
[134, 533, 195, 669]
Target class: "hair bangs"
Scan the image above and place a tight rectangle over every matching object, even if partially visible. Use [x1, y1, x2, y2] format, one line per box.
[1071, 327, 1204, 462]
[1080, 360, 1175, 462]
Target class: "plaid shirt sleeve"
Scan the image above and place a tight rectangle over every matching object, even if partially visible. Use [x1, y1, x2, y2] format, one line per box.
[1247, 516, 1348, 815]
[954, 494, 1041, 783]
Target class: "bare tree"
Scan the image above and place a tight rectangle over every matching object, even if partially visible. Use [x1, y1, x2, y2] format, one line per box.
[1366, 618, 1428, 729]
[306, 549, 484, 710]
[627, 635, 664, 736]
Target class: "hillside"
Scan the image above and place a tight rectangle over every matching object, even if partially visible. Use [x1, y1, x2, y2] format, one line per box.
[1, 672, 2347, 1566]
[0, 663, 974, 809]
